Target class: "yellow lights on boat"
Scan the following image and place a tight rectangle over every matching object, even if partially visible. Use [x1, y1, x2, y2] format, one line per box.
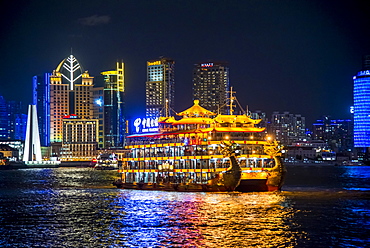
[158, 162, 173, 171]
[252, 150, 256, 154]
[266, 136, 271, 141]
[250, 135, 254, 140]
[224, 135, 229, 140]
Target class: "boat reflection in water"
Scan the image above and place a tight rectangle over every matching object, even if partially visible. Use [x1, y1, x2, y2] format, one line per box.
[109, 191, 299, 247]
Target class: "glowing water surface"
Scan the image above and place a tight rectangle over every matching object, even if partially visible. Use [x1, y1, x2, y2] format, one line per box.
[0, 166, 368, 247]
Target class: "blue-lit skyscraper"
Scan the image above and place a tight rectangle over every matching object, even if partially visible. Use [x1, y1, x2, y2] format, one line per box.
[353, 55, 370, 148]
[33, 73, 51, 146]
[0, 96, 27, 141]
[0, 96, 8, 140]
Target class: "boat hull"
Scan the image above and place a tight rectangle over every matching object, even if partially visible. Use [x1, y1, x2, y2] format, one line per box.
[113, 156, 285, 192]
[112, 181, 231, 192]
[112, 180, 282, 192]
[236, 179, 281, 192]
[113, 170, 284, 193]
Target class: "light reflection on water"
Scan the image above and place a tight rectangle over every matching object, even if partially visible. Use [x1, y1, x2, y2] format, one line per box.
[0, 166, 369, 247]
[109, 191, 300, 247]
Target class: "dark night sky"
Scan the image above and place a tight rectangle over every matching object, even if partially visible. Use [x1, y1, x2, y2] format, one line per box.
[1, 0, 370, 125]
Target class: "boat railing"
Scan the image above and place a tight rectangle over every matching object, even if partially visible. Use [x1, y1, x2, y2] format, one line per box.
[124, 149, 268, 158]
[126, 135, 266, 146]
[121, 158, 276, 171]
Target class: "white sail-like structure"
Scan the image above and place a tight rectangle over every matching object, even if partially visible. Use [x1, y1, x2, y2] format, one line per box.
[23, 105, 42, 161]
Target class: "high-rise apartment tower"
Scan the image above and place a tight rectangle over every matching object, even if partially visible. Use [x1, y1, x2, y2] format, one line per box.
[146, 57, 175, 117]
[193, 62, 230, 114]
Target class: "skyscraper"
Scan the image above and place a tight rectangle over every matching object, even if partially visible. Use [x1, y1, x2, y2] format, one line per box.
[42, 54, 98, 160]
[193, 62, 230, 114]
[101, 62, 125, 148]
[146, 57, 175, 117]
[92, 86, 104, 149]
[0, 96, 27, 141]
[33, 73, 51, 146]
[353, 55, 370, 148]
[49, 54, 94, 143]
[0, 96, 8, 140]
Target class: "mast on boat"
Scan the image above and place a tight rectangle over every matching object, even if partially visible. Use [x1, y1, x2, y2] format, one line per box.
[228, 86, 236, 115]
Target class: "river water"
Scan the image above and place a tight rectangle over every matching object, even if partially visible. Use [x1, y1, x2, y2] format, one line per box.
[0, 165, 369, 247]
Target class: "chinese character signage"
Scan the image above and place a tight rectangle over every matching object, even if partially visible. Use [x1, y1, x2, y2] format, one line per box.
[132, 117, 159, 133]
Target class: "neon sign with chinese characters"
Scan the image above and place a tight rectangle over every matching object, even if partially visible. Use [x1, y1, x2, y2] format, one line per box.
[133, 117, 159, 133]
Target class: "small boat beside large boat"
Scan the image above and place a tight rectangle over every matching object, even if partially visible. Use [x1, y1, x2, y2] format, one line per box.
[113, 93, 285, 192]
[94, 153, 119, 170]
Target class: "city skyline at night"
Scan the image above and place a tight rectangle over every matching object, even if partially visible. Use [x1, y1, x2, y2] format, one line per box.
[1, 1, 370, 125]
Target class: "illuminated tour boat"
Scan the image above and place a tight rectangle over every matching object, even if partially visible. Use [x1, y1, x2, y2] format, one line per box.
[113, 94, 285, 192]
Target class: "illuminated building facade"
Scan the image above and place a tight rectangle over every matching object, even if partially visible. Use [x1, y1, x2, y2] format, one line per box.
[32, 73, 51, 146]
[193, 62, 229, 114]
[49, 55, 94, 143]
[92, 86, 104, 148]
[250, 110, 268, 128]
[0, 96, 8, 139]
[61, 116, 98, 160]
[270, 112, 306, 145]
[312, 116, 353, 153]
[353, 55, 370, 148]
[0, 96, 27, 141]
[101, 62, 125, 148]
[146, 57, 175, 117]
[43, 54, 98, 159]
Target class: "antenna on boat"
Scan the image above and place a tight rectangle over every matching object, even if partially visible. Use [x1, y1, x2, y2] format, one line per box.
[218, 87, 248, 115]
[165, 98, 169, 117]
[229, 87, 236, 115]
[159, 98, 177, 117]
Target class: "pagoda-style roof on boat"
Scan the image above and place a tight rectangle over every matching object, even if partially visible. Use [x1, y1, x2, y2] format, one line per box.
[177, 100, 216, 117]
[214, 114, 261, 124]
[172, 117, 214, 125]
[126, 126, 265, 138]
[158, 116, 176, 124]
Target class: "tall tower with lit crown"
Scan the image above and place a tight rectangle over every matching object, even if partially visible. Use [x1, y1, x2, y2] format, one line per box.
[49, 54, 94, 143]
[100, 62, 126, 148]
[146, 57, 175, 117]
